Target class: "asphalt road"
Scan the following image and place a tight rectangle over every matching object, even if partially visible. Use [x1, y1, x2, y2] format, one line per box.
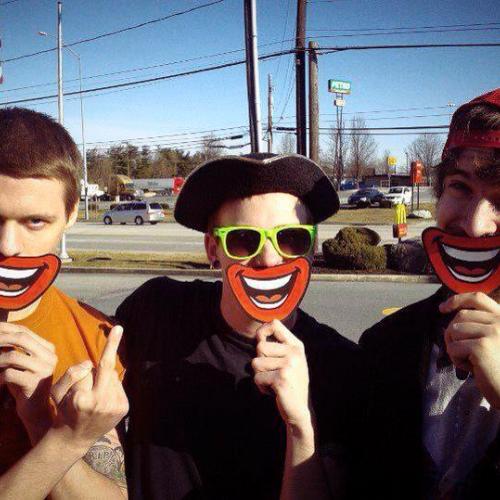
[65, 219, 434, 254]
[56, 272, 440, 343]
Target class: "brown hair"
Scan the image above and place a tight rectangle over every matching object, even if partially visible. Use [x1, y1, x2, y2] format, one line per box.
[432, 103, 500, 198]
[0, 107, 81, 216]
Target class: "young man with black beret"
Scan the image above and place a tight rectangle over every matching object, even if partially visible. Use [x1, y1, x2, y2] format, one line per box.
[359, 89, 500, 499]
[116, 153, 367, 499]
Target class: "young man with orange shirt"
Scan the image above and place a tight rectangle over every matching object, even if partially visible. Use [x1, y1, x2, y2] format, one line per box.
[0, 107, 128, 498]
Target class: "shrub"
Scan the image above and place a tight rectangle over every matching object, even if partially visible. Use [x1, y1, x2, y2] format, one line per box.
[322, 226, 386, 271]
[385, 239, 432, 274]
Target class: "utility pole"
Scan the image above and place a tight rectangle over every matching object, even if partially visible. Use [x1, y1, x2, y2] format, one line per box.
[267, 74, 273, 153]
[243, 0, 262, 153]
[56, 0, 70, 261]
[308, 41, 319, 163]
[295, 0, 307, 156]
[57, 1, 63, 124]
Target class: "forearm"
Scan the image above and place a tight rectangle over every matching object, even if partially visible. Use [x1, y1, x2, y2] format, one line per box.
[0, 428, 83, 500]
[280, 416, 330, 500]
[49, 431, 127, 500]
[49, 457, 127, 500]
[22, 421, 127, 500]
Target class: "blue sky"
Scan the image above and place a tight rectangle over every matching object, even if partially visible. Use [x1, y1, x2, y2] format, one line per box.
[1, 0, 499, 170]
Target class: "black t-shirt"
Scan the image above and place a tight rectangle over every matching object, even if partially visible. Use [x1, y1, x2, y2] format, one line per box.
[116, 277, 367, 500]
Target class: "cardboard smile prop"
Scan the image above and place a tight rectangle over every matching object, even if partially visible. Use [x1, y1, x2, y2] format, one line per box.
[422, 227, 500, 294]
[226, 257, 311, 322]
[0, 254, 61, 311]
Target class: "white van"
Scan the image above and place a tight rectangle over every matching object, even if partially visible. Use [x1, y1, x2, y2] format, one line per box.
[382, 186, 412, 206]
[103, 201, 165, 225]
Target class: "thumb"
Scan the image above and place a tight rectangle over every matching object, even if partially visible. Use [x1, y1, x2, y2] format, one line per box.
[51, 360, 93, 405]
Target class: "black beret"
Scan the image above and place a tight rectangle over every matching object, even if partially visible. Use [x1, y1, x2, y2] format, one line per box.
[174, 153, 339, 232]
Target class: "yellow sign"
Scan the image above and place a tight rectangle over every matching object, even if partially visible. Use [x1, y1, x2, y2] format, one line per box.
[394, 203, 407, 224]
[387, 156, 397, 166]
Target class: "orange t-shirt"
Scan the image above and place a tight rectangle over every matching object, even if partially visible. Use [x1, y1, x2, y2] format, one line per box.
[0, 286, 124, 475]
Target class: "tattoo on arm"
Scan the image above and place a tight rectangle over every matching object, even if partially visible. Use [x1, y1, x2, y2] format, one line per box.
[83, 435, 127, 488]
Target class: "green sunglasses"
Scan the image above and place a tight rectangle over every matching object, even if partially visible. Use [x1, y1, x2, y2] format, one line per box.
[213, 224, 317, 260]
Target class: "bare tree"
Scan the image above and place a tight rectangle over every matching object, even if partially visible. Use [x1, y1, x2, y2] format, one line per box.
[199, 134, 225, 162]
[405, 134, 443, 184]
[347, 116, 378, 181]
[278, 133, 295, 154]
[376, 149, 392, 175]
[86, 148, 113, 187]
[325, 124, 348, 185]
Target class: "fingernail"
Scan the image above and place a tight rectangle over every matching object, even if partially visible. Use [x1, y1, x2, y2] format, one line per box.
[79, 360, 93, 370]
[113, 325, 124, 336]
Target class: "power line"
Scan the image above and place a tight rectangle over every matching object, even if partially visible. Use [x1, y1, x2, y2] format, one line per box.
[0, 39, 293, 94]
[276, 125, 449, 131]
[275, 130, 448, 137]
[271, 105, 457, 122]
[2, 42, 497, 107]
[325, 113, 452, 122]
[320, 105, 457, 116]
[274, 0, 293, 84]
[309, 21, 500, 32]
[317, 42, 500, 55]
[0, 49, 293, 106]
[85, 126, 249, 146]
[310, 27, 500, 39]
[1, 0, 225, 63]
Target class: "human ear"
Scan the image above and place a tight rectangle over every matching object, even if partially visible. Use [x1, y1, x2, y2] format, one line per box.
[65, 202, 79, 230]
[204, 233, 219, 267]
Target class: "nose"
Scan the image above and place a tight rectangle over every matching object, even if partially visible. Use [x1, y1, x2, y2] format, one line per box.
[461, 198, 498, 238]
[252, 238, 283, 268]
[0, 222, 23, 257]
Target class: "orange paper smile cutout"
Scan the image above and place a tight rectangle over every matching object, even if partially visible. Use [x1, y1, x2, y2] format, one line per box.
[0, 254, 61, 312]
[422, 227, 500, 294]
[226, 257, 311, 322]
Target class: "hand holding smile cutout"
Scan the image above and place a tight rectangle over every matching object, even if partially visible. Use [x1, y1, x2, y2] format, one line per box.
[0, 322, 58, 440]
[252, 320, 312, 428]
[441, 292, 500, 409]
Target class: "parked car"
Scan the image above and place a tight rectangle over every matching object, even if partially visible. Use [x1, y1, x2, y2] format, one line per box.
[347, 188, 384, 208]
[103, 201, 165, 225]
[381, 186, 412, 207]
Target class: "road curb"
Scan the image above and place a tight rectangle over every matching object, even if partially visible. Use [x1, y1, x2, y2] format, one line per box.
[61, 266, 440, 284]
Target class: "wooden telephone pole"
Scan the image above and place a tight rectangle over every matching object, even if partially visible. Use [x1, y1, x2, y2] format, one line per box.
[295, 0, 307, 156]
[308, 41, 319, 163]
[267, 74, 273, 153]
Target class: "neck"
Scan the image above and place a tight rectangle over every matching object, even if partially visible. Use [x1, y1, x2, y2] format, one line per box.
[220, 283, 298, 338]
[1, 298, 42, 323]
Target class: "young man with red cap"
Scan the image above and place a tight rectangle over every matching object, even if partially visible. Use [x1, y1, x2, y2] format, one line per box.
[116, 153, 367, 499]
[359, 89, 500, 499]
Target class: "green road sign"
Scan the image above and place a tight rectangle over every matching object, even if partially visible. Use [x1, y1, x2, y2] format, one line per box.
[328, 79, 351, 94]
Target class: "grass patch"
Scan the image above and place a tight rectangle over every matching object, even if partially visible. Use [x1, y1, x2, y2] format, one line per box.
[324, 202, 435, 225]
[65, 250, 209, 269]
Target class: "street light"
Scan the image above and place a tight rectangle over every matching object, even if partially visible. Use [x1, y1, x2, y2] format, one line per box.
[38, 30, 89, 222]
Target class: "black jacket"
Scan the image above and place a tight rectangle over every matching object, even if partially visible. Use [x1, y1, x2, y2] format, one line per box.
[358, 287, 500, 499]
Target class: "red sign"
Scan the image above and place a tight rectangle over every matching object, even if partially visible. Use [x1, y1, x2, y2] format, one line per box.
[393, 224, 408, 239]
[410, 161, 423, 185]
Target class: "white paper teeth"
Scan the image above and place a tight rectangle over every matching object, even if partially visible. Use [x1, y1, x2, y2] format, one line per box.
[242, 273, 292, 291]
[0, 266, 39, 280]
[442, 244, 499, 263]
